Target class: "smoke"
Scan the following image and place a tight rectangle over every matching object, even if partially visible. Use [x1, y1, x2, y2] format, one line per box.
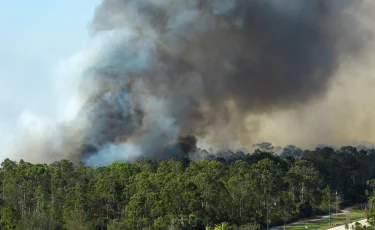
[2, 0, 374, 165]
[79, 0, 371, 163]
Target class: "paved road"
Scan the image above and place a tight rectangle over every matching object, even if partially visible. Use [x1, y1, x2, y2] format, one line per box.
[271, 207, 363, 229]
[327, 219, 368, 230]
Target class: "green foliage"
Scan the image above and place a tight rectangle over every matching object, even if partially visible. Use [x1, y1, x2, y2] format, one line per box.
[0, 146, 374, 229]
[238, 223, 260, 230]
[0, 202, 18, 230]
[365, 195, 375, 228]
[352, 221, 371, 230]
[214, 222, 233, 230]
[15, 213, 50, 230]
[106, 219, 125, 230]
[63, 209, 94, 230]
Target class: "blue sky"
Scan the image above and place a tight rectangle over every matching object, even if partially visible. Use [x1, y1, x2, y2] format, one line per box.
[0, 0, 100, 131]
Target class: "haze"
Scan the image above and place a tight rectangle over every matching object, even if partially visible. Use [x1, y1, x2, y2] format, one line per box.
[0, 0, 100, 159]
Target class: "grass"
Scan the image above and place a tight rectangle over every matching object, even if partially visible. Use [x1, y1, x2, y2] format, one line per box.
[284, 210, 366, 230]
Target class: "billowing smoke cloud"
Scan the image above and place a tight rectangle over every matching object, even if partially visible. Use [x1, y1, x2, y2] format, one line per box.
[2, 0, 374, 166]
[79, 0, 370, 163]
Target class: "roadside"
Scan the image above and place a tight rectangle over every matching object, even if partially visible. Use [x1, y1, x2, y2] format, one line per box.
[327, 219, 368, 230]
[271, 206, 366, 230]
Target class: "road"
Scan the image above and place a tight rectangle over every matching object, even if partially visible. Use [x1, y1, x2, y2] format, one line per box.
[327, 219, 368, 230]
[271, 206, 364, 229]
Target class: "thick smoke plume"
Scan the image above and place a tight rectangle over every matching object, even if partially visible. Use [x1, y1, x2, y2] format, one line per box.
[79, 0, 369, 163]
[2, 0, 374, 166]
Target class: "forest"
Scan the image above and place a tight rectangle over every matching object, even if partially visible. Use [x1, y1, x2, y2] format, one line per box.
[1, 144, 375, 230]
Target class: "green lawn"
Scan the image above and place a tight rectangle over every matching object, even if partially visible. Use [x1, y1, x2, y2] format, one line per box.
[285, 210, 366, 230]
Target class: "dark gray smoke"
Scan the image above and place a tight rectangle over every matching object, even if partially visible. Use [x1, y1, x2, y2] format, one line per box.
[77, 0, 369, 165]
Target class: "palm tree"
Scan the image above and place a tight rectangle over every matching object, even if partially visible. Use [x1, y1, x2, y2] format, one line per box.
[214, 222, 233, 230]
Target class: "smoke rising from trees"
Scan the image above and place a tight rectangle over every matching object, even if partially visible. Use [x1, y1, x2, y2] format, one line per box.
[2, 0, 374, 165]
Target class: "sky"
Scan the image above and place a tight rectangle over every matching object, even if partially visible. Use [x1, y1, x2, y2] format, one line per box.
[0, 1, 100, 157]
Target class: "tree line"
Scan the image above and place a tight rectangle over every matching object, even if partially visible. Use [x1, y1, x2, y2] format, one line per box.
[1, 145, 375, 229]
